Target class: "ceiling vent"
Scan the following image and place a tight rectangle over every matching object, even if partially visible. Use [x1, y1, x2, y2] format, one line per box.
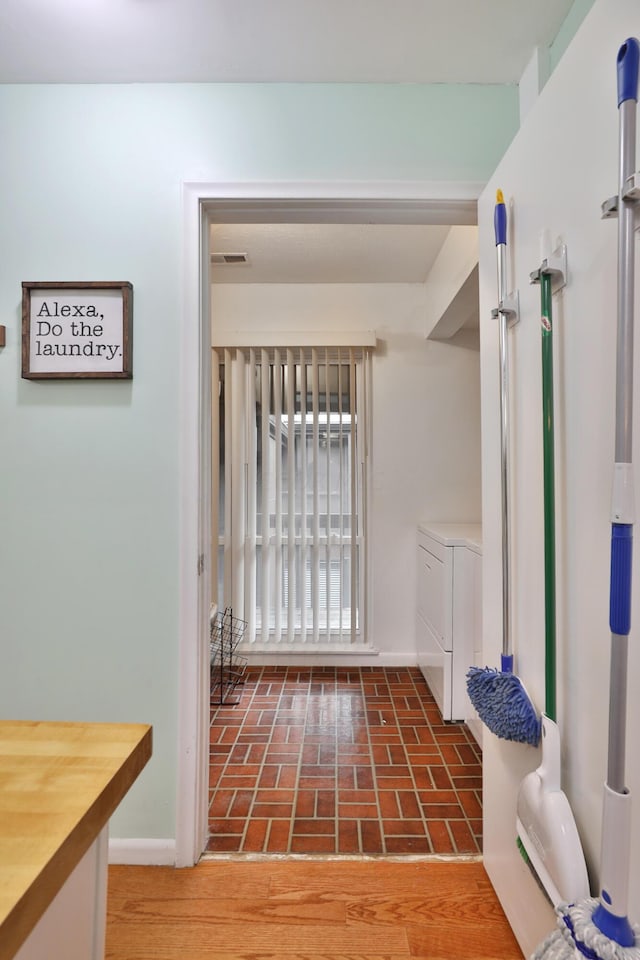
[211, 252, 249, 265]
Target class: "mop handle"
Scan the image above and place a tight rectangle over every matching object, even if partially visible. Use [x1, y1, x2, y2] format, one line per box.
[593, 41, 640, 944]
[495, 191, 512, 669]
[609, 40, 639, 774]
[540, 272, 556, 722]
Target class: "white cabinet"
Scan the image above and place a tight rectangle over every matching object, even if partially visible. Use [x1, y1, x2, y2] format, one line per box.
[416, 523, 482, 724]
[14, 831, 107, 960]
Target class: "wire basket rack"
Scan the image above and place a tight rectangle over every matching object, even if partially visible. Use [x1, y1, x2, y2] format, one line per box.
[210, 605, 248, 705]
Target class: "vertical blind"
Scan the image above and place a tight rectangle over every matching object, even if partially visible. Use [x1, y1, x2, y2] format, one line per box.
[212, 344, 371, 649]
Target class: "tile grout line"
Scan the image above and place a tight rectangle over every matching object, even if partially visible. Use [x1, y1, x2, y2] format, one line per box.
[208, 696, 238, 827]
[265, 666, 300, 854]
[425, 674, 463, 854]
[213, 667, 260, 850]
[411, 670, 462, 855]
[410, 669, 482, 854]
[241, 666, 271, 852]
[408, 669, 453, 854]
[289, 666, 313, 854]
[390, 671, 435, 855]
[361, 669, 387, 856]
[333, 671, 339, 855]
[461, 722, 484, 845]
[388, 672, 410, 853]
[458, 722, 483, 848]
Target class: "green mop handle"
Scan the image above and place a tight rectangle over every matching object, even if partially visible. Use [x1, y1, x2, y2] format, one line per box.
[540, 271, 556, 722]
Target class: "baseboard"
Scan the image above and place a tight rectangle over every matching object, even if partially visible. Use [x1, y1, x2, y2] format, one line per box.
[466, 716, 483, 748]
[108, 838, 177, 866]
[242, 649, 419, 667]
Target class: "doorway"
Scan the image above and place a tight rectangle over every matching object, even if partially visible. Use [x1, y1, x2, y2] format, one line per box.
[178, 181, 481, 867]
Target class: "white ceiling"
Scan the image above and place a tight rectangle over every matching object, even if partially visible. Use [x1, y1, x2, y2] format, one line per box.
[0, 0, 574, 84]
[210, 223, 454, 284]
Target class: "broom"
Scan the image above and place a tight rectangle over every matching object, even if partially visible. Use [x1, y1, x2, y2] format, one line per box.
[467, 191, 541, 747]
[515, 261, 589, 908]
[532, 36, 640, 960]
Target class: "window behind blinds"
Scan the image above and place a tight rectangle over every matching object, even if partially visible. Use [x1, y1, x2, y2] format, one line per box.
[212, 345, 370, 649]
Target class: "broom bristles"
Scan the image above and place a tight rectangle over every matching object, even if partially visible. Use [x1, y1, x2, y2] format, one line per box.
[466, 666, 541, 746]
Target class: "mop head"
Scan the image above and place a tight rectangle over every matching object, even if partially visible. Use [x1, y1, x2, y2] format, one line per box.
[466, 666, 541, 746]
[531, 900, 640, 960]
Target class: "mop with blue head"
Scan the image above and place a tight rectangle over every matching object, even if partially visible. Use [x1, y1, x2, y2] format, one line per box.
[466, 657, 540, 747]
[531, 36, 640, 960]
[466, 189, 541, 748]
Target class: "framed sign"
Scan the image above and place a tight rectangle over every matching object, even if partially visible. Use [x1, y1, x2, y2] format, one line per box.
[22, 281, 133, 380]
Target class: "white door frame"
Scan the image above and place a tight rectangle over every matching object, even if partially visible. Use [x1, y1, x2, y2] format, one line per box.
[176, 179, 481, 866]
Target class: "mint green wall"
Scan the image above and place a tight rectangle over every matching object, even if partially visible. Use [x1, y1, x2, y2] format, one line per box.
[0, 81, 517, 840]
[550, 0, 597, 72]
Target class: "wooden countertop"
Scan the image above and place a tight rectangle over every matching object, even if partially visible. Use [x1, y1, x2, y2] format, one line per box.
[0, 720, 152, 960]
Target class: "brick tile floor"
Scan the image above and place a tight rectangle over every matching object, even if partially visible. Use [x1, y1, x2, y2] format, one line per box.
[207, 666, 482, 855]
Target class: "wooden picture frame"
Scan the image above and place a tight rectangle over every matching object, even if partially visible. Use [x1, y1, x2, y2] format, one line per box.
[22, 281, 133, 380]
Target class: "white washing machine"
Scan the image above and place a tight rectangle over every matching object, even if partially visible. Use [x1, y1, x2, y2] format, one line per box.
[415, 522, 482, 723]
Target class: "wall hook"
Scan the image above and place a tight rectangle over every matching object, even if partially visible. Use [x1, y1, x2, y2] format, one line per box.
[601, 170, 640, 218]
[492, 290, 520, 327]
[530, 243, 568, 294]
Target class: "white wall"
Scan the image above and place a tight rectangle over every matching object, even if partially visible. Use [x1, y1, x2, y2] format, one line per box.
[0, 80, 515, 845]
[479, 0, 640, 953]
[212, 281, 482, 662]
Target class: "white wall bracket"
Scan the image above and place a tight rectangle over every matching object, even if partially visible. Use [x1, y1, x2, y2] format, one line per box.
[492, 290, 520, 328]
[529, 243, 568, 294]
[601, 171, 640, 219]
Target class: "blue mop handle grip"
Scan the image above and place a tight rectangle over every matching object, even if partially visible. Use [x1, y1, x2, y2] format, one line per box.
[501, 653, 513, 674]
[494, 193, 507, 246]
[610, 523, 633, 635]
[617, 38, 640, 106]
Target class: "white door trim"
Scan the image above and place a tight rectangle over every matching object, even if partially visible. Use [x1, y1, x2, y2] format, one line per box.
[176, 179, 481, 867]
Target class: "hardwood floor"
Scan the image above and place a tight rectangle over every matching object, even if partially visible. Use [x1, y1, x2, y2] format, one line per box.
[106, 858, 523, 959]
